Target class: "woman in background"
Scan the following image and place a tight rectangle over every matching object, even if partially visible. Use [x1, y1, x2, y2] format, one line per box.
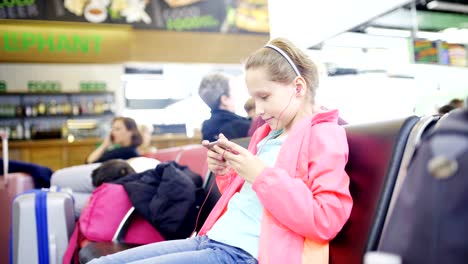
[86, 117, 142, 164]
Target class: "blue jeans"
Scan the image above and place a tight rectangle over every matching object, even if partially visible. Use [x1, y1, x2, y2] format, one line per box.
[87, 236, 257, 264]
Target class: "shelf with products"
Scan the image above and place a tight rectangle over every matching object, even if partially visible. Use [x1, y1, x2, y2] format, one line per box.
[0, 92, 116, 140]
[0, 112, 115, 120]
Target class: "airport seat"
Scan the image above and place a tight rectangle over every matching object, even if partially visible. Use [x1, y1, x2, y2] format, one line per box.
[198, 123, 432, 263]
[142, 146, 184, 162]
[176, 145, 208, 180]
[329, 116, 438, 264]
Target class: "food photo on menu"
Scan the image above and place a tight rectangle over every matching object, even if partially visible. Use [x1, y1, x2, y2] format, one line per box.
[63, 0, 152, 24]
[5, 0, 270, 34]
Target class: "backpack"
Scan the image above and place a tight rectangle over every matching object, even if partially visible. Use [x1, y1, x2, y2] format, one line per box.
[377, 108, 468, 264]
[63, 183, 164, 264]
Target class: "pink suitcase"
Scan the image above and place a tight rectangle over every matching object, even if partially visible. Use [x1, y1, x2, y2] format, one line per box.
[0, 131, 34, 264]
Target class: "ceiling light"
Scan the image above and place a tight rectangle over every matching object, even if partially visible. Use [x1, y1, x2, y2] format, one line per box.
[427, 1, 468, 14]
[365, 27, 441, 40]
[365, 27, 411, 37]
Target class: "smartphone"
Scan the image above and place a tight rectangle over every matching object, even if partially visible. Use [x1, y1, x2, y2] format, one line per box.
[203, 140, 220, 150]
[203, 140, 239, 155]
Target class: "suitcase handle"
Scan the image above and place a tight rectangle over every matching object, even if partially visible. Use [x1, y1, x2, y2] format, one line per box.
[49, 234, 57, 264]
[1, 130, 9, 189]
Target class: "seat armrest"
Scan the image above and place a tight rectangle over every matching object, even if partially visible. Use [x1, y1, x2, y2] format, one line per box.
[79, 242, 138, 264]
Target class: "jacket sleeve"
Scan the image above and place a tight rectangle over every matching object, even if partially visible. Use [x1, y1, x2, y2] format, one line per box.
[252, 123, 353, 242]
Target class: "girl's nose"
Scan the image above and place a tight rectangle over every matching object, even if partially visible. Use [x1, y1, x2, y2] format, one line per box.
[255, 103, 264, 116]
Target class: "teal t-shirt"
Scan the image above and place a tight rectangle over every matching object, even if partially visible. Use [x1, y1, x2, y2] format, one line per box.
[207, 129, 286, 258]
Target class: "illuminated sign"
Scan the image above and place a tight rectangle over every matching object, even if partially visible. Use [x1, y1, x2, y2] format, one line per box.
[28, 80, 62, 92]
[80, 81, 107, 92]
[0, 21, 131, 63]
[3, 32, 102, 54]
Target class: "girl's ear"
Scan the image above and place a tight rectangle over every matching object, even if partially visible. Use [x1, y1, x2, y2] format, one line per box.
[294, 76, 307, 96]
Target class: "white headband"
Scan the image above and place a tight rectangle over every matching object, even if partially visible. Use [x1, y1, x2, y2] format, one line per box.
[264, 44, 301, 77]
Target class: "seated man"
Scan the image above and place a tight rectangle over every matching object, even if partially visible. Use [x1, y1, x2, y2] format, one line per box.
[198, 72, 251, 142]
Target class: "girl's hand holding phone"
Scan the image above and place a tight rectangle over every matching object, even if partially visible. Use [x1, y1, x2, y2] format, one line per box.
[212, 134, 266, 183]
[203, 136, 231, 176]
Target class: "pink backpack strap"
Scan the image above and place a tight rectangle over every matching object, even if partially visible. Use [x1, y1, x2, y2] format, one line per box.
[63, 221, 82, 264]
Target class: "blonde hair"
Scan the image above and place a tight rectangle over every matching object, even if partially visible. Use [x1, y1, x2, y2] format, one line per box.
[244, 37, 319, 104]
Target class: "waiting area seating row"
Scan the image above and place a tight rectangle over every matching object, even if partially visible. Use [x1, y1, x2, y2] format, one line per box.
[80, 115, 440, 263]
[2, 115, 441, 263]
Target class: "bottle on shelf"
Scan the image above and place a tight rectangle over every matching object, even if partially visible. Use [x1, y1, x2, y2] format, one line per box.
[1, 92, 115, 140]
[61, 123, 69, 139]
[72, 103, 80, 116]
[15, 105, 23, 117]
[25, 104, 32, 117]
[37, 100, 46, 116]
[79, 99, 86, 114]
[24, 122, 31, 140]
[93, 99, 100, 114]
[63, 102, 72, 115]
[87, 101, 94, 114]
[48, 100, 57, 115]
[56, 102, 65, 115]
[10, 125, 17, 139]
[16, 123, 23, 140]
[31, 103, 38, 117]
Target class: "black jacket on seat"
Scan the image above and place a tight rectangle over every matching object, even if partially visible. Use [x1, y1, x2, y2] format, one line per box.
[114, 161, 202, 240]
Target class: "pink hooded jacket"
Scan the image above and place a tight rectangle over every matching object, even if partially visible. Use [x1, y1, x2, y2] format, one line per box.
[199, 109, 353, 264]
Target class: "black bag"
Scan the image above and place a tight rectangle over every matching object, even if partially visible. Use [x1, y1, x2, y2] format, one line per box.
[378, 108, 468, 264]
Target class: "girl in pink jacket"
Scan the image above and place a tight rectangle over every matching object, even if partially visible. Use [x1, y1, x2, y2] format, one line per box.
[89, 37, 352, 264]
